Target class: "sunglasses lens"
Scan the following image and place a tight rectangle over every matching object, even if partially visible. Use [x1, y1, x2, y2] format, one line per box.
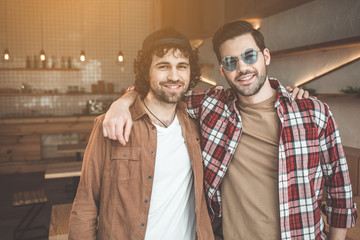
[242, 49, 258, 64]
[222, 56, 238, 72]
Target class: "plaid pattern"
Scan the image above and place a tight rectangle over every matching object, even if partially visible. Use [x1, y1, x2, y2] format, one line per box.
[185, 79, 357, 239]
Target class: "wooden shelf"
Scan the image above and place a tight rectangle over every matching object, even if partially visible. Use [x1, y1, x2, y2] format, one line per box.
[316, 93, 360, 100]
[0, 68, 80, 71]
[0, 92, 122, 97]
[271, 36, 360, 58]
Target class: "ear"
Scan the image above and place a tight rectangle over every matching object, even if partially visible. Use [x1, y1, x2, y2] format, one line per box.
[263, 48, 271, 66]
[219, 65, 226, 78]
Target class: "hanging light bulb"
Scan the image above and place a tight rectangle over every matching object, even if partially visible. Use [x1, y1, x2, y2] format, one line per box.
[117, 51, 124, 63]
[80, 50, 86, 62]
[2, 1, 12, 63]
[39, 49, 46, 62]
[3, 49, 10, 61]
[116, 1, 124, 65]
[39, 15, 46, 62]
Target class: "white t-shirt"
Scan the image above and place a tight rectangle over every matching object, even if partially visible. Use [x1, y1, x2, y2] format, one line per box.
[144, 114, 196, 240]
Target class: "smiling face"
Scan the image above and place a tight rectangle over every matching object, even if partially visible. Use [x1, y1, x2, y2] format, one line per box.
[147, 48, 190, 104]
[219, 33, 271, 101]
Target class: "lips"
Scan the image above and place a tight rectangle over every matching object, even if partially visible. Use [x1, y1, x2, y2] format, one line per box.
[236, 73, 256, 85]
[161, 82, 185, 92]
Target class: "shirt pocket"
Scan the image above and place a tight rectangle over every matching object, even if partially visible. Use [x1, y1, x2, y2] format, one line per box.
[110, 147, 140, 182]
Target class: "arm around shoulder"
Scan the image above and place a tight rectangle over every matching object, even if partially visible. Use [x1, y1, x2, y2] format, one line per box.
[103, 90, 138, 145]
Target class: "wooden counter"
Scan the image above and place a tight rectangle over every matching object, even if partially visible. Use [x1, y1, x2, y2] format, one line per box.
[0, 115, 96, 135]
[49, 203, 73, 240]
[0, 115, 96, 163]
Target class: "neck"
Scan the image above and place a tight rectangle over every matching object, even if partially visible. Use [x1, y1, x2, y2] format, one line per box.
[143, 95, 177, 128]
[237, 78, 275, 105]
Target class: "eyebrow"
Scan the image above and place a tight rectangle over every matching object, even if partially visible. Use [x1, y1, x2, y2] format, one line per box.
[154, 61, 189, 66]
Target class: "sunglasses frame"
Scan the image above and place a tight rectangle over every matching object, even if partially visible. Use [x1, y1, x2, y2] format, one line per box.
[221, 48, 263, 72]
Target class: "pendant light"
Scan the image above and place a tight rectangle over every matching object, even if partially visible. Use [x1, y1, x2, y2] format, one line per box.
[2, 0, 11, 62]
[116, 1, 124, 64]
[79, 0, 86, 62]
[39, 15, 46, 62]
[3, 49, 10, 61]
[80, 50, 86, 62]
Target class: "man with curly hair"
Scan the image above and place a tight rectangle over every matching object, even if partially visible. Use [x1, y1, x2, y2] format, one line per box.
[68, 27, 214, 240]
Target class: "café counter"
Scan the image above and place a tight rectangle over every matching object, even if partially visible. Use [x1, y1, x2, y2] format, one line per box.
[0, 115, 96, 163]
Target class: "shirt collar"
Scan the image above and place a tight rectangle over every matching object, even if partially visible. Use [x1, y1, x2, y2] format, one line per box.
[268, 78, 293, 104]
[226, 78, 292, 105]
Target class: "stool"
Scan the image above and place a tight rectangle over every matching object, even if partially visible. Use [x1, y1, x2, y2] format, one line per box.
[13, 190, 48, 240]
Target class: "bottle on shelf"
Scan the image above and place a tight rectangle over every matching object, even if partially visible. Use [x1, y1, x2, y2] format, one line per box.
[26, 56, 31, 68]
[33, 55, 38, 68]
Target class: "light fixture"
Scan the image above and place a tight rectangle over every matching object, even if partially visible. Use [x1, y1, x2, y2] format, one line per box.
[117, 51, 124, 63]
[2, 0, 11, 62]
[241, 18, 261, 30]
[201, 77, 217, 86]
[3, 49, 10, 61]
[295, 56, 360, 87]
[79, 0, 86, 63]
[116, 1, 124, 64]
[190, 39, 204, 49]
[80, 50, 86, 62]
[39, 15, 46, 62]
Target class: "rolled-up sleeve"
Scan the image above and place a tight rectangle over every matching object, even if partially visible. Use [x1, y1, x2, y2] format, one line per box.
[320, 106, 357, 228]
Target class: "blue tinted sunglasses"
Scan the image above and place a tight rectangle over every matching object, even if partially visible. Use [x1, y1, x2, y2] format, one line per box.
[221, 48, 262, 72]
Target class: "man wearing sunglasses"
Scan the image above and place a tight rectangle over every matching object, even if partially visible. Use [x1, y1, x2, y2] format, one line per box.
[102, 20, 357, 239]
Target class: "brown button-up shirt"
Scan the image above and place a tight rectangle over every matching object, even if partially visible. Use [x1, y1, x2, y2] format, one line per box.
[69, 97, 214, 240]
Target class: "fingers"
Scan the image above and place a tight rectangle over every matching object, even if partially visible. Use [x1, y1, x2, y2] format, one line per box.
[123, 119, 133, 144]
[304, 90, 310, 99]
[103, 126, 108, 138]
[291, 87, 300, 99]
[103, 115, 117, 139]
[285, 86, 293, 93]
[115, 122, 127, 146]
[295, 88, 305, 99]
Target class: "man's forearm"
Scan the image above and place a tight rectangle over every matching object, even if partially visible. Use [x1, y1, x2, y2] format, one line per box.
[328, 227, 347, 240]
[118, 90, 139, 108]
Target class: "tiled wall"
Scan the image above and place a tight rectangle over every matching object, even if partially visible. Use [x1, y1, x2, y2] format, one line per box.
[0, 0, 160, 118]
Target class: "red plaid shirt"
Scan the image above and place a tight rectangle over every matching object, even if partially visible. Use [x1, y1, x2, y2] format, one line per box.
[185, 79, 357, 239]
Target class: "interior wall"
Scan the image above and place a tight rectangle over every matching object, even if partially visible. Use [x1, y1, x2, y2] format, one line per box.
[197, 0, 360, 148]
[0, 0, 160, 117]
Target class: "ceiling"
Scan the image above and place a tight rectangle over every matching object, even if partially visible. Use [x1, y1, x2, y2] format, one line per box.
[161, 0, 315, 39]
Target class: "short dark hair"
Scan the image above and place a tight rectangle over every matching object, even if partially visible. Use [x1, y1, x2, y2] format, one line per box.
[212, 20, 266, 62]
[134, 27, 201, 98]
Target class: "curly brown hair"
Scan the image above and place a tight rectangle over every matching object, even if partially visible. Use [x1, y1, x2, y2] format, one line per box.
[133, 28, 201, 98]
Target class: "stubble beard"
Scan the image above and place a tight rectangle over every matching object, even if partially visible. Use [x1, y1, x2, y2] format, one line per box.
[150, 81, 187, 104]
[227, 69, 267, 97]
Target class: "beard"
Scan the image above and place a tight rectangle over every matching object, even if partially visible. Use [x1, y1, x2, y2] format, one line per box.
[150, 80, 187, 104]
[226, 69, 267, 97]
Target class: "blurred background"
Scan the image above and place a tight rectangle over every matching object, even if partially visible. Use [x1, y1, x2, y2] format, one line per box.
[0, 0, 359, 239]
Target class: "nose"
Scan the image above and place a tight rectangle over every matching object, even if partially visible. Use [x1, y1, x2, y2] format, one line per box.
[236, 56, 250, 72]
[167, 67, 180, 81]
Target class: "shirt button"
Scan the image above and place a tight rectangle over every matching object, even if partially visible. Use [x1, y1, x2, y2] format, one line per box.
[141, 223, 145, 227]
[220, 167, 223, 171]
[210, 186, 214, 189]
[148, 176, 152, 179]
[123, 153, 127, 157]
[145, 199, 148, 203]
[151, 126, 155, 130]
[151, 151, 154, 154]
[235, 128, 239, 131]
[227, 149, 231, 153]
